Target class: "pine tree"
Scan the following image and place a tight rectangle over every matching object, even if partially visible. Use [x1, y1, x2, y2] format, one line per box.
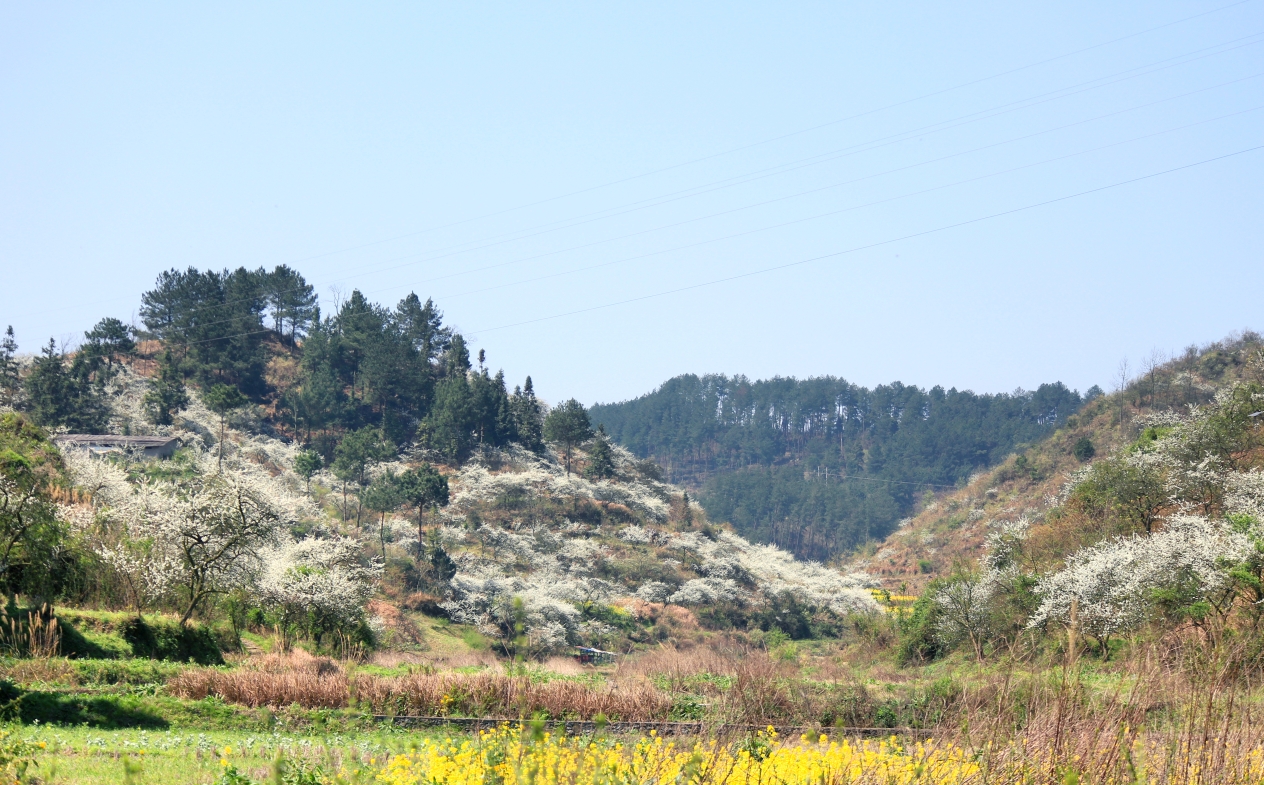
[143, 349, 189, 426]
[362, 470, 403, 561]
[511, 377, 544, 451]
[544, 399, 593, 476]
[332, 427, 396, 522]
[398, 464, 449, 571]
[264, 265, 318, 344]
[585, 423, 617, 480]
[429, 544, 458, 584]
[294, 450, 323, 491]
[25, 339, 109, 432]
[0, 327, 19, 409]
[82, 317, 135, 381]
[202, 383, 249, 469]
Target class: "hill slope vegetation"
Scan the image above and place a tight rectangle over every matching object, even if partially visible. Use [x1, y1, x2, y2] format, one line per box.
[592, 374, 1086, 560]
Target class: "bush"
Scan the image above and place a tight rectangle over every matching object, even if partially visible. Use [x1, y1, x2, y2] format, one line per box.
[1072, 436, 1096, 462]
[897, 582, 947, 666]
[122, 617, 223, 665]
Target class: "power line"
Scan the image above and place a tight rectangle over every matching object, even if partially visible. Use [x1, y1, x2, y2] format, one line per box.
[71, 31, 1264, 338]
[16, 1, 1259, 324]
[471, 144, 1264, 334]
[215, 0, 1264, 267]
[150, 142, 1262, 350]
[435, 101, 1264, 303]
[275, 29, 1264, 294]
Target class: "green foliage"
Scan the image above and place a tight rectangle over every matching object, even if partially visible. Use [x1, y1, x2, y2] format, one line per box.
[261, 264, 319, 345]
[897, 583, 947, 666]
[140, 269, 550, 465]
[429, 545, 457, 584]
[0, 414, 65, 596]
[544, 399, 593, 475]
[143, 349, 189, 426]
[203, 383, 248, 467]
[121, 616, 224, 665]
[294, 450, 322, 490]
[332, 427, 394, 488]
[512, 377, 545, 451]
[584, 425, 617, 480]
[754, 591, 814, 639]
[593, 374, 1082, 559]
[23, 338, 110, 432]
[1071, 452, 1168, 534]
[203, 384, 248, 417]
[82, 317, 136, 378]
[0, 327, 19, 409]
[139, 266, 274, 394]
[1072, 436, 1096, 462]
[397, 464, 449, 516]
[705, 465, 900, 559]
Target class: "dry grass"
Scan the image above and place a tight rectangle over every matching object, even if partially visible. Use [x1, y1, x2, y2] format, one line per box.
[168, 650, 349, 709]
[168, 650, 673, 720]
[352, 671, 671, 720]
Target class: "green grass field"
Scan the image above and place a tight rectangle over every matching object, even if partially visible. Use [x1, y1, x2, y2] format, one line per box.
[17, 725, 445, 785]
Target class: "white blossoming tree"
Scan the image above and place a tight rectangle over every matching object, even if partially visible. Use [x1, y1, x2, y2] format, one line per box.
[257, 536, 381, 643]
[1029, 516, 1250, 650]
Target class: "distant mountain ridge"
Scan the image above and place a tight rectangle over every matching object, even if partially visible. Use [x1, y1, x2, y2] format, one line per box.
[591, 374, 1086, 560]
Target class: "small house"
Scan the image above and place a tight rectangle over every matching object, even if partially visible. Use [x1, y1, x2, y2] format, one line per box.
[53, 435, 181, 460]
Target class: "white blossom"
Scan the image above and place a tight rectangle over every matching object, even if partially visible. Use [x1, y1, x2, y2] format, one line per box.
[257, 536, 381, 629]
[1029, 515, 1251, 641]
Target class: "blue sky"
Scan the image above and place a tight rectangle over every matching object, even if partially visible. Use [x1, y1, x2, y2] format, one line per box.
[2, 2, 1261, 406]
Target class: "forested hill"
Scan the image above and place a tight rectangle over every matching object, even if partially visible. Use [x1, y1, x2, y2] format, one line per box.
[591, 374, 1088, 560]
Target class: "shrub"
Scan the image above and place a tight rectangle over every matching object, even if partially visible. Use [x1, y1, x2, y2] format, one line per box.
[1072, 436, 1096, 461]
[897, 582, 947, 665]
[122, 617, 223, 665]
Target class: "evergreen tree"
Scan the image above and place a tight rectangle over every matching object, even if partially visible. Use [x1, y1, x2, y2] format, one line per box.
[397, 464, 449, 570]
[81, 317, 135, 381]
[0, 327, 20, 409]
[139, 266, 270, 394]
[24, 339, 109, 432]
[362, 470, 403, 561]
[511, 377, 544, 451]
[263, 265, 318, 344]
[202, 383, 248, 469]
[430, 544, 457, 584]
[424, 336, 477, 459]
[0, 413, 66, 596]
[143, 349, 189, 426]
[585, 423, 617, 480]
[294, 450, 323, 491]
[332, 427, 395, 522]
[394, 293, 451, 365]
[544, 398, 593, 476]
[426, 372, 475, 460]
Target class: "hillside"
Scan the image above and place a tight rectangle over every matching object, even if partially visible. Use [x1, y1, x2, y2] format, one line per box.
[855, 331, 1264, 593]
[591, 373, 1086, 560]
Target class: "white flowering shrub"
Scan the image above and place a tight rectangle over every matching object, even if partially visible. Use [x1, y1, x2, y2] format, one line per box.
[618, 525, 654, 543]
[1226, 469, 1264, 522]
[257, 536, 381, 635]
[442, 571, 581, 656]
[1029, 515, 1251, 646]
[668, 577, 741, 605]
[934, 576, 996, 660]
[634, 581, 672, 602]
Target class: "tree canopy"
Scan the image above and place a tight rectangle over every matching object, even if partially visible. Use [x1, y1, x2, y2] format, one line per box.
[592, 374, 1083, 559]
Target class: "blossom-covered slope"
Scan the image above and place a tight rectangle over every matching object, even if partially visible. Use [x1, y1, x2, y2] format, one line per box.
[852, 332, 1263, 593]
[429, 442, 879, 653]
[68, 364, 879, 654]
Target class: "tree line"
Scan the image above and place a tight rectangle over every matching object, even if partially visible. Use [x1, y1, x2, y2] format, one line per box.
[591, 374, 1086, 559]
[2, 265, 554, 467]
